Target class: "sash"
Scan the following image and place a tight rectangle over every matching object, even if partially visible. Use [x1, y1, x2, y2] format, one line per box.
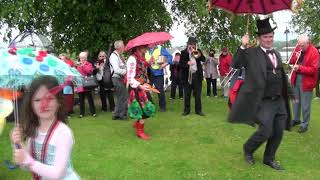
[31, 120, 60, 180]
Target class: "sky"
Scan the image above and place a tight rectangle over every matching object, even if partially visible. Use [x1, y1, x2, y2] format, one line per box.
[170, 10, 297, 47]
[1, 10, 296, 49]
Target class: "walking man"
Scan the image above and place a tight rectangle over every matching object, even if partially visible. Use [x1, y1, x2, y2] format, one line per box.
[229, 18, 292, 170]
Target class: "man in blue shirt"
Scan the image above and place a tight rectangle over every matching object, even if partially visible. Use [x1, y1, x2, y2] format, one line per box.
[145, 44, 173, 112]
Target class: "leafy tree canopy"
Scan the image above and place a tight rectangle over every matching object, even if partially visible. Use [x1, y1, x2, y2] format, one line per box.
[167, 0, 257, 53]
[0, 0, 172, 55]
[1, 0, 296, 56]
[292, 0, 320, 44]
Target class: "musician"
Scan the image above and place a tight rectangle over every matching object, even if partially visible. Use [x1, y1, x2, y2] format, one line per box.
[316, 47, 320, 98]
[229, 18, 292, 170]
[289, 35, 319, 133]
[179, 37, 205, 116]
[218, 47, 232, 98]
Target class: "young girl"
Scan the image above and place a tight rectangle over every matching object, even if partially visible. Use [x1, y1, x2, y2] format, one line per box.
[10, 75, 80, 180]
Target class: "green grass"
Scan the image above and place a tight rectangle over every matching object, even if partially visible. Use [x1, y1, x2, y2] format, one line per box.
[1, 92, 320, 180]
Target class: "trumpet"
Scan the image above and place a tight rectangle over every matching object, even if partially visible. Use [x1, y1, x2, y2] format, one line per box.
[188, 45, 200, 84]
[191, 47, 200, 59]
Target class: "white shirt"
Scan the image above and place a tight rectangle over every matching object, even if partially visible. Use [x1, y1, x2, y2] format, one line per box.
[25, 123, 79, 180]
[189, 54, 197, 73]
[109, 51, 126, 78]
[260, 46, 278, 68]
[126, 55, 141, 88]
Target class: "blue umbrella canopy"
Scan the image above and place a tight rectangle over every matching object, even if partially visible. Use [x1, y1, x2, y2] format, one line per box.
[0, 48, 82, 89]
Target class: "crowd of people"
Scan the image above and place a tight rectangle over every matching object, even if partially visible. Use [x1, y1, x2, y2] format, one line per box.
[50, 37, 237, 123]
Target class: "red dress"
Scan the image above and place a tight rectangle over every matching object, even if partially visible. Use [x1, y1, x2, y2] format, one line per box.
[127, 52, 154, 119]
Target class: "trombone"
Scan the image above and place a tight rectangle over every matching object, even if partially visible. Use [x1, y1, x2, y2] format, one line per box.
[285, 44, 302, 65]
[188, 45, 200, 84]
[285, 44, 302, 81]
[220, 68, 236, 87]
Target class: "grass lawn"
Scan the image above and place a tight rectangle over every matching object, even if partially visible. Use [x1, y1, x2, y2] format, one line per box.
[1, 91, 320, 180]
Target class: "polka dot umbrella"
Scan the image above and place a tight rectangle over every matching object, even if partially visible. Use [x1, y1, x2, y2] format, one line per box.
[0, 47, 83, 89]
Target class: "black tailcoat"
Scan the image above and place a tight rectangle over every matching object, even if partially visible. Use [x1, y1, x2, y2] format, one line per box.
[228, 47, 292, 130]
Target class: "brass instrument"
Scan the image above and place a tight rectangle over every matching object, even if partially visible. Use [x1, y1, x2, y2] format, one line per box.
[220, 68, 236, 88]
[287, 45, 302, 81]
[291, 0, 304, 14]
[191, 47, 200, 59]
[188, 45, 200, 84]
[285, 44, 302, 65]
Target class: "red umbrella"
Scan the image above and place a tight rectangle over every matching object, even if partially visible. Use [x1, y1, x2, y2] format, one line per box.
[208, 0, 299, 33]
[209, 0, 293, 15]
[125, 32, 173, 51]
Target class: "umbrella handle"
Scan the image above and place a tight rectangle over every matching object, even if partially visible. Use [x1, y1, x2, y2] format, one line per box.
[246, 15, 250, 34]
[3, 143, 21, 170]
[245, 15, 257, 48]
[4, 160, 19, 170]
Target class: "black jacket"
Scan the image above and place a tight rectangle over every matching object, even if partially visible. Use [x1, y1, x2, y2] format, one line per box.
[170, 63, 181, 81]
[228, 47, 292, 130]
[179, 48, 205, 84]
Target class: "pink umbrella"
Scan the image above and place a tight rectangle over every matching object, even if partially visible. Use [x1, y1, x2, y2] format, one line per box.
[125, 32, 173, 51]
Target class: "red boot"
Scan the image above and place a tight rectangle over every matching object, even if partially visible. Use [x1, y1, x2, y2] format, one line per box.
[134, 121, 150, 140]
[133, 121, 139, 128]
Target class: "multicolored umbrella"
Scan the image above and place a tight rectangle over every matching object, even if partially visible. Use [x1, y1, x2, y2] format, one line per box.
[0, 48, 82, 89]
[125, 32, 173, 51]
[0, 98, 13, 135]
[0, 88, 21, 135]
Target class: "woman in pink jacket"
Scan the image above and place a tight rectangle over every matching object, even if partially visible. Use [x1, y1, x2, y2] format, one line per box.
[77, 52, 96, 118]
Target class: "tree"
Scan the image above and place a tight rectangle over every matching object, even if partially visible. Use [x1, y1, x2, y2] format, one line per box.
[292, 0, 320, 44]
[167, 0, 257, 53]
[0, 0, 173, 55]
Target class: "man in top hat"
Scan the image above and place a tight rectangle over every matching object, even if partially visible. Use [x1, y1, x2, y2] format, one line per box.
[179, 37, 206, 116]
[229, 18, 292, 170]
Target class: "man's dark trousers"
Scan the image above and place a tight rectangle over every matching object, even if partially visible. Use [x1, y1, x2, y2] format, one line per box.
[152, 75, 166, 110]
[244, 98, 287, 162]
[171, 78, 183, 99]
[183, 74, 202, 113]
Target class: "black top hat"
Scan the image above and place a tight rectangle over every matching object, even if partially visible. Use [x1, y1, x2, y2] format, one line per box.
[187, 37, 198, 45]
[255, 18, 276, 35]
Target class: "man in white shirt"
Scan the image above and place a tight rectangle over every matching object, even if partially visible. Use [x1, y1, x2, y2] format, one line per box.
[109, 40, 127, 120]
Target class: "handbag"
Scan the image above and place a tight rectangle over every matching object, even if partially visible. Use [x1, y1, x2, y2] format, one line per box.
[96, 68, 104, 81]
[83, 75, 98, 89]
